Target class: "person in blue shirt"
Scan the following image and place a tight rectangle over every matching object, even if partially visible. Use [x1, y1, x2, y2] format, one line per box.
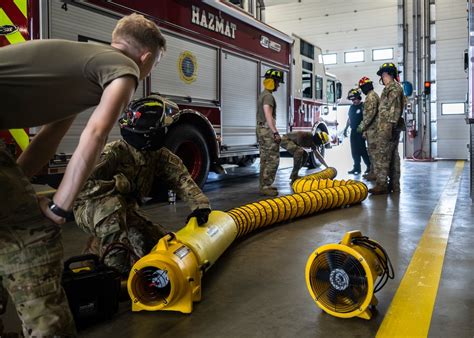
[343, 88, 371, 175]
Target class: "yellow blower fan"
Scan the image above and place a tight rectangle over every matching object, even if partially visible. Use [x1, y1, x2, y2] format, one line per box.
[305, 230, 394, 320]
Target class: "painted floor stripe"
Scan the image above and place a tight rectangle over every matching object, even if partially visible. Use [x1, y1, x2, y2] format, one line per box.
[376, 161, 464, 338]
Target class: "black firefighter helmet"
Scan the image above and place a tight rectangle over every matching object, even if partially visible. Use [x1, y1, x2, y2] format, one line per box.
[264, 68, 285, 83]
[376, 62, 402, 78]
[119, 94, 178, 150]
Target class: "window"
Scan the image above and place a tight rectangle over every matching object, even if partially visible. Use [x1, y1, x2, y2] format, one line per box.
[315, 76, 323, 100]
[322, 53, 337, 65]
[302, 60, 313, 72]
[441, 103, 465, 115]
[344, 51, 364, 63]
[327, 79, 335, 103]
[372, 48, 394, 61]
[302, 71, 313, 98]
[300, 39, 314, 59]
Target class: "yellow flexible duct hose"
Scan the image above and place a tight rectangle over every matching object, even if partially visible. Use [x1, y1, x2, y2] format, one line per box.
[228, 179, 367, 238]
[128, 167, 368, 313]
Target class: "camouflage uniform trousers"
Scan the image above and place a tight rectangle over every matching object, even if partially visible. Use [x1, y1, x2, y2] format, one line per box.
[74, 195, 167, 274]
[365, 129, 377, 175]
[280, 135, 308, 181]
[256, 126, 280, 188]
[373, 122, 401, 189]
[0, 142, 75, 337]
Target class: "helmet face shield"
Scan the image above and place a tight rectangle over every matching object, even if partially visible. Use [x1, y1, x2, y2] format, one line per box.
[119, 94, 178, 134]
[119, 95, 179, 150]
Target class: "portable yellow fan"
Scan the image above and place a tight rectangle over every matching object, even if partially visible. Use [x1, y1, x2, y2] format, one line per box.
[305, 230, 394, 320]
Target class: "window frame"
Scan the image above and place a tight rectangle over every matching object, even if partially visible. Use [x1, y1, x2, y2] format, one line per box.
[322, 53, 337, 65]
[372, 48, 394, 61]
[344, 50, 365, 63]
[441, 102, 465, 116]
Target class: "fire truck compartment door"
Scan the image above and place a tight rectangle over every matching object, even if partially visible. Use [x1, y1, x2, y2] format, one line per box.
[221, 52, 258, 148]
[150, 33, 218, 102]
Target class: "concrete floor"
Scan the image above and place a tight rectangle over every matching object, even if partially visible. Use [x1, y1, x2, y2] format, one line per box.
[3, 141, 474, 337]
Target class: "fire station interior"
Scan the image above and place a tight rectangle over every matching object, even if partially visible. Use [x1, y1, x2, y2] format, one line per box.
[2, 0, 474, 337]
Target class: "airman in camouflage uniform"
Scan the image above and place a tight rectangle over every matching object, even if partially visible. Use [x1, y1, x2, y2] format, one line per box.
[357, 77, 380, 181]
[74, 96, 211, 274]
[370, 63, 405, 194]
[0, 142, 75, 337]
[257, 69, 285, 196]
[280, 131, 329, 182]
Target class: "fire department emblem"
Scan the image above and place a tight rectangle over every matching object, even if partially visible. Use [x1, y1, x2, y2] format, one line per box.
[0, 25, 18, 35]
[178, 51, 198, 84]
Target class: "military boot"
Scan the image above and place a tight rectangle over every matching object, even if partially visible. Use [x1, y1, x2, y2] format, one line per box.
[388, 182, 401, 193]
[368, 185, 389, 195]
[260, 186, 278, 197]
[364, 173, 377, 181]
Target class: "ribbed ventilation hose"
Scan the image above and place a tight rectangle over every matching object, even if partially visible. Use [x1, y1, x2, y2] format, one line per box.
[227, 168, 368, 238]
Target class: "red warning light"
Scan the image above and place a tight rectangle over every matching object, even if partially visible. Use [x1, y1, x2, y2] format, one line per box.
[424, 81, 431, 95]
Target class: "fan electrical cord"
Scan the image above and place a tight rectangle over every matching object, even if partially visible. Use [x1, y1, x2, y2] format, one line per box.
[351, 236, 394, 293]
[101, 241, 141, 274]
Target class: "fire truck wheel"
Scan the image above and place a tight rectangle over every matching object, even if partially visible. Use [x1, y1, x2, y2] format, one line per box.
[165, 124, 210, 188]
[308, 145, 326, 169]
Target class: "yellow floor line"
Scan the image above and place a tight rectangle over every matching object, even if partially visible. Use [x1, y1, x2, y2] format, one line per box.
[376, 161, 464, 338]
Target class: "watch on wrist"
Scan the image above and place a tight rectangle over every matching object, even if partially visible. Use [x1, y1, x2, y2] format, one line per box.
[273, 132, 279, 135]
[48, 200, 73, 219]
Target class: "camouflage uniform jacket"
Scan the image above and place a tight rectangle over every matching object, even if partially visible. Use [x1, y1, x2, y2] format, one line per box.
[358, 90, 380, 133]
[378, 81, 404, 125]
[75, 140, 210, 215]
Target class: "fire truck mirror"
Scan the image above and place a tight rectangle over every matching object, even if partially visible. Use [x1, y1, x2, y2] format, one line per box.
[322, 106, 329, 115]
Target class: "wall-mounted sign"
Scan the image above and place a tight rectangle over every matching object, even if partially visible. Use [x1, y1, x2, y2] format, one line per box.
[178, 51, 198, 84]
[192, 5, 237, 39]
[260, 35, 281, 52]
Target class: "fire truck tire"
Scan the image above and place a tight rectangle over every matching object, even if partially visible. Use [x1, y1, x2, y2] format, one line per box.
[165, 124, 210, 188]
[308, 146, 325, 169]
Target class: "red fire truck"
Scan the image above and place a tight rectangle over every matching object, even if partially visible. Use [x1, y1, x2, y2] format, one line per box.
[0, 0, 340, 188]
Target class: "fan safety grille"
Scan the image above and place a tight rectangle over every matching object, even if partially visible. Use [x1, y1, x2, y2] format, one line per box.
[309, 249, 368, 313]
[133, 267, 171, 306]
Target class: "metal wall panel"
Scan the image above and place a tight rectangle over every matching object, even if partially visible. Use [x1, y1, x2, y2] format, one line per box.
[49, 0, 144, 154]
[221, 52, 258, 148]
[436, 38, 468, 62]
[435, 0, 469, 159]
[150, 34, 218, 101]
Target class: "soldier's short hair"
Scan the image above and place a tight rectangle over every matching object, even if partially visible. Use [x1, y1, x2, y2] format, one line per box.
[112, 13, 166, 54]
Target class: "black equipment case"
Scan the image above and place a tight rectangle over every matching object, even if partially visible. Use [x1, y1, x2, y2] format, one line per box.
[62, 254, 121, 329]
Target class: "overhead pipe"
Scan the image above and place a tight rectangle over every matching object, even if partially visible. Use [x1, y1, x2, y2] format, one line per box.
[127, 168, 367, 313]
